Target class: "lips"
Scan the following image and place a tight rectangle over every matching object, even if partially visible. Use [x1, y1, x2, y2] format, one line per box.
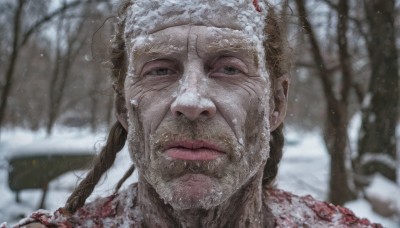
[164, 140, 225, 161]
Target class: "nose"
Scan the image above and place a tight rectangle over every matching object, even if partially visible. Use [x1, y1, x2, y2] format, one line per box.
[171, 90, 216, 121]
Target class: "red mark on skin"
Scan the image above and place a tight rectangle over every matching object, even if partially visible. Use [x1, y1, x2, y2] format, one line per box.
[305, 196, 336, 222]
[100, 195, 116, 217]
[253, 0, 262, 12]
[337, 206, 383, 227]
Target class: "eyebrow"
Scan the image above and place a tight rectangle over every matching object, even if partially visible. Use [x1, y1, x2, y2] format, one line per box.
[133, 42, 185, 60]
[204, 39, 259, 67]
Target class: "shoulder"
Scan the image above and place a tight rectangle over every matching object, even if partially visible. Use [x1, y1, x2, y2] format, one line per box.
[16, 183, 141, 228]
[266, 188, 383, 228]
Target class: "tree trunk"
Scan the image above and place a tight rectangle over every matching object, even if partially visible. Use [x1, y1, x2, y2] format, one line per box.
[295, 0, 356, 205]
[324, 101, 355, 205]
[0, 0, 25, 129]
[0, 0, 84, 131]
[46, 17, 63, 135]
[46, 6, 87, 135]
[356, 0, 398, 185]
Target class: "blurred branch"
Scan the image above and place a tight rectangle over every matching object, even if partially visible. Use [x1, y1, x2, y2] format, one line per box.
[337, 0, 352, 104]
[0, 0, 25, 129]
[349, 16, 369, 48]
[20, 0, 82, 47]
[320, 0, 338, 11]
[296, 60, 341, 74]
[352, 82, 365, 104]
[294, 0, 335, 102]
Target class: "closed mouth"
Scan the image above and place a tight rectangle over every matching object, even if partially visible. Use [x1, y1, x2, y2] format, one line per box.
[164, 140, 225, 161]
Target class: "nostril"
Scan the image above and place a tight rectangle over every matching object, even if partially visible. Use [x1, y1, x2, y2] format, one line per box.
[200, 110, 210, 117]
[175, 111, 183, 117]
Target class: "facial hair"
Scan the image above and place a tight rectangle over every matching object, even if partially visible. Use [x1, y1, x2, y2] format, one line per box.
[127, 109, 270, 210]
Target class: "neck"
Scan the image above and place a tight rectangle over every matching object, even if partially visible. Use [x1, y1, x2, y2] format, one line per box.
[137, 170, 274, 228]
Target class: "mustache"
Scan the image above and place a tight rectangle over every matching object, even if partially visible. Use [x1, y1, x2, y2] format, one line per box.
[148, 118, 243, 179]
[151, 118, 239, 157]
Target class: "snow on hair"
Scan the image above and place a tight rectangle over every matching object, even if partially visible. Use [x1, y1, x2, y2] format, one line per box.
[64, 0, 287, 214]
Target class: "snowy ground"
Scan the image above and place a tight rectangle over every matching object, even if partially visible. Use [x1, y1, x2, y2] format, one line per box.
[0, 126, 399, 227]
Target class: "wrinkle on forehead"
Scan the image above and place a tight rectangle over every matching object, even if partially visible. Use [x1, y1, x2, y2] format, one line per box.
[132, 25, 259, 63]
[132, 37, 186, 61]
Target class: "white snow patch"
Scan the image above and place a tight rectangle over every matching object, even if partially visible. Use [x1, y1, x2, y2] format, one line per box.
[362, 93, 372, 108]
[365, 174, 400, 216]
[348, 112, 361, 158]
[130, 99, 138, 107]
[346, 199, 399, 228]
[360, 153, 398, 170]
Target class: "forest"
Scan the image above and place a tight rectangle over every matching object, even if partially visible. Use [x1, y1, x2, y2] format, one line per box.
[0, 0, 399, 226]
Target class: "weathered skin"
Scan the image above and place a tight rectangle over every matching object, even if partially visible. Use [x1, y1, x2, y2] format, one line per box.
[119, 25, 283, 227]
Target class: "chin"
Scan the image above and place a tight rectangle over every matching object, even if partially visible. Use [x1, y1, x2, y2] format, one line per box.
[163, 173, 227, 210]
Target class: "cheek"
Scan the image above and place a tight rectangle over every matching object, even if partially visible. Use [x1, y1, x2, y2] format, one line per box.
[127, 80, 177, 134]
[212, 79, 268, 134]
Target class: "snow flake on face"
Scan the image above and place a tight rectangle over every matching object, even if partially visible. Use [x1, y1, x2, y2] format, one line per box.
[130, 99, 138, 107]
[123, 0, 267, 52]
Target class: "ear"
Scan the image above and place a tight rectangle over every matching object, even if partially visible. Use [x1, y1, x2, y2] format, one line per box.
[269, 75, 289, 131]
[115, 92, 129, 131]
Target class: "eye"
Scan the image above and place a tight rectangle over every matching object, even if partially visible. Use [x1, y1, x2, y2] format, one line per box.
[208, 57, 248, 78]
[141, 59, 179, 78]
[218, 66, 241, 75]
[146, 68, 175, 77]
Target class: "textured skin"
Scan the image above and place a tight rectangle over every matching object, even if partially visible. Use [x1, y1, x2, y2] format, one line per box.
[14, 183, 382, 228]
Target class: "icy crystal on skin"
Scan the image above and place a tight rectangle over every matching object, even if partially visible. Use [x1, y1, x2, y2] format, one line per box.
[124, 0, 269, 80]
[122, 0, 273, 216]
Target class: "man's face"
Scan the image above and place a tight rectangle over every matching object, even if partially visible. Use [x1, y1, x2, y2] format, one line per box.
[125, 25, 271, 210]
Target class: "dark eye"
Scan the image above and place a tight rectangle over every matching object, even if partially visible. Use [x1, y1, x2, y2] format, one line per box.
[222, 66, 240, 75]
[146, 68, 174, 77]
[208, 57, 248, 78]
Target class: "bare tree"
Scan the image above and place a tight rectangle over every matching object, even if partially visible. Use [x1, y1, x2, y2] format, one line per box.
[46, 3, 89, 135]
[0, 0, 25, 131]
[356, 0, 398, 185]
[295, 0, 357, 205]
[0, 0, 84, 131]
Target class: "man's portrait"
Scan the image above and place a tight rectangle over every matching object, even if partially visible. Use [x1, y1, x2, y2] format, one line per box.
[0, 0, 398, 227]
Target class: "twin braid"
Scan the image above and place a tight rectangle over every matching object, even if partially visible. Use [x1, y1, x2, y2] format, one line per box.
[63, 2, 132, 214]
[64, 0, 286, 214]
[64, 121, 127, 213]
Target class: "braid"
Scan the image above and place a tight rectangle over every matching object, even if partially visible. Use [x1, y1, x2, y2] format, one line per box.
[64, 121, 127, 214]
[262, 5, 288, 186]
[63, 1, 134, 215]
[263, 124, 284, 186]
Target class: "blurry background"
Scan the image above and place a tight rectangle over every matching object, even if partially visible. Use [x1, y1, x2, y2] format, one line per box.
[0, 0, 399, 227]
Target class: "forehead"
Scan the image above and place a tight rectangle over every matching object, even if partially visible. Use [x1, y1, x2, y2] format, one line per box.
[131, 26, 258, 59]
[124, 0, 266, 42]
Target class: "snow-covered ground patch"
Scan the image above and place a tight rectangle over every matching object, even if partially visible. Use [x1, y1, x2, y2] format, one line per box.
[0, 126, 399, 227]
[365, 174, 400, 217]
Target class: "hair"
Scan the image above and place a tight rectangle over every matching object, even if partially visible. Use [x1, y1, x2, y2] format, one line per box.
[64, 0, 287, 214]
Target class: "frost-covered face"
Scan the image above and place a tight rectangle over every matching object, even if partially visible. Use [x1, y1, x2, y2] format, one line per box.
[124, 25, 271, 210]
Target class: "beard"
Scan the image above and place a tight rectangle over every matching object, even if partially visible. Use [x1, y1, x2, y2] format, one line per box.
[127, 110, 270, 210]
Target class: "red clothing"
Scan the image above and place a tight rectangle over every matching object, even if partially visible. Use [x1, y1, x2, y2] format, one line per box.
[15, 183, 382, 228]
